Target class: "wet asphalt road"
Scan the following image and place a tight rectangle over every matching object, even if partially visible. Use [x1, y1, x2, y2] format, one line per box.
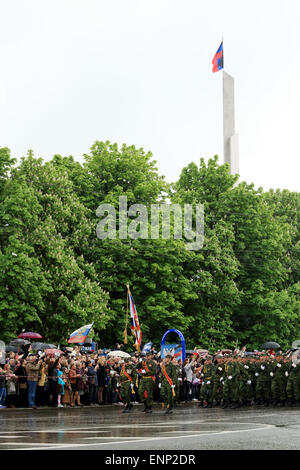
[0, 403, 300, 450]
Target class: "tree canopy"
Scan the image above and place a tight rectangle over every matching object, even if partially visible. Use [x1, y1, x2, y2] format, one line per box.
[0, 144, 299, 350]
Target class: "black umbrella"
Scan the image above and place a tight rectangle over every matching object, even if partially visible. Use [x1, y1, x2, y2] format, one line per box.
[30, 342, 46, 351]
[9, 338, 31, 347]
[5, 345, 18, 353]
[262, 341, 280, 350]
[45, 344, 57, 349]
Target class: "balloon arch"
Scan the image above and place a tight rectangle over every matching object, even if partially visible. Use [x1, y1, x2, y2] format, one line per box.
[161, 329, 186, 362]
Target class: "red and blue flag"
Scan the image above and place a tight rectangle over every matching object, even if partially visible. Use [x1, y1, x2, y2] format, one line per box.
[212, 41, 224, 73]
[68, 323, 94, 344]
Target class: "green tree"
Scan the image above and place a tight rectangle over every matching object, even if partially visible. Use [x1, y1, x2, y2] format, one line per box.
[0, 152, 109, 343]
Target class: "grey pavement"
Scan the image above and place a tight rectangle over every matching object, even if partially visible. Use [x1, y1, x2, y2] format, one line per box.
[0, 403, 300, 450]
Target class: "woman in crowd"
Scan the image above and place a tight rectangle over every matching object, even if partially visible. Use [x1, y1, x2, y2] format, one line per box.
[15, 358, 28, 407]
[47, 356, 60, 407]
[56, 362, 65, 408]
[35, 360, 47, 407]
[76, 360, 86, 406]
[96, 357, 107, 405]
[0, 365, 7, 408]
[4, 364, 17, 408]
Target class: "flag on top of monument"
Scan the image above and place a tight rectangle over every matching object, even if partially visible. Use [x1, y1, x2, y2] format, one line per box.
[212, 41, 224, 73]
[128, 287, 142, 352]
[68, 323, 94, 344]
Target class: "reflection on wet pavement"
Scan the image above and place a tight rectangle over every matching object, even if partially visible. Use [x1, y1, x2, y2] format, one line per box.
[0, 403, 299, 450]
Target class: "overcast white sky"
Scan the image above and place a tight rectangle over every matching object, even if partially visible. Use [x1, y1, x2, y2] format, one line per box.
[1, 0, 299, 191]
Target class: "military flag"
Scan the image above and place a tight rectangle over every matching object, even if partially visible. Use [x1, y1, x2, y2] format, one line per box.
[125, 285, 142, 352]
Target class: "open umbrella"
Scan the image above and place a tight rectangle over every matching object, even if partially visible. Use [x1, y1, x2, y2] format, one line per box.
[5, 345, 18, 353]
[44, 349, 64, 356]
[41, 343, 57, 349]
[30, 342, 46, 351]
[9, 339, 31, 347]
[292, 340, 300, 349]
[221, 349, 232, 355]
[107, 350, 131, 358]
[292, 349, 300, 365]
[18, 332, 42, 340]
[262, 341, 280, 350]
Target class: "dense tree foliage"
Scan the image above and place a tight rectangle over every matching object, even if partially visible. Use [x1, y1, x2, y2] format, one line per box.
[0, 144, 299, 350]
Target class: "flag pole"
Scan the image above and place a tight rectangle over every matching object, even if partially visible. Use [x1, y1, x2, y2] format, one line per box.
[124, 284, 129, 344]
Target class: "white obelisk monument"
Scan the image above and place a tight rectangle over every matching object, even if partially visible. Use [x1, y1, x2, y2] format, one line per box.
[223, 70, 239, 175]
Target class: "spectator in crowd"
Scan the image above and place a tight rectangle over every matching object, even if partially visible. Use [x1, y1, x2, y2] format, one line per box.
[183, 357, 195, 402]
[96, 357, 107, 405]
[191, 372, 201, 401]
[26, 355, 42, 409]
[87, 360, 97, 406]
[69, 362, 80, 407]
[15, 359, 28, 407]
[76, 361, 86, 407]
[0, 365, 7, 409]
[4, 364, 17, 408]
[47, 356, 60, 407]
[36, 360, 47, 407]
[56, 362, 65, 408]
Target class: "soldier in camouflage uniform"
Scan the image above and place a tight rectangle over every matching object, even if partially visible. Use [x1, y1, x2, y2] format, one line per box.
[210, 357, 224, 407]
[286, 355, 300, 406]
[171, 357, 180, 406]
[255, 355, 273, 406]
[120, 357, 137, 413]
[138, 351, 157, 413]
[238, 358, 253, 406]
[160, 354, 178, 413]
[270, 356, 289, 406]
[248, 355, 259, 403]
[199, 358, 214, 408]
[222, 357, 241, 408]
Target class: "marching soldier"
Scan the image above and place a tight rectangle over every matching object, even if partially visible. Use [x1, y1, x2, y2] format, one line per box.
[138, 350, 157, 413]
[171, 356, 180, 405]
[160, 354, 177, 413]
[120, 357, 137, 413]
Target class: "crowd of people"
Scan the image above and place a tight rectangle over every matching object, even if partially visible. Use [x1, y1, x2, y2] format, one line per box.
[0, 343, 300, 412]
